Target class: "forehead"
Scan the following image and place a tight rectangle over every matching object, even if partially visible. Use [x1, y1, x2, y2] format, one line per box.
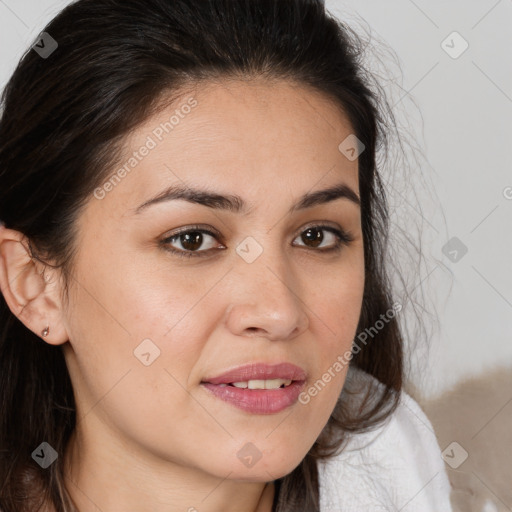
[91, 78, 361, 219]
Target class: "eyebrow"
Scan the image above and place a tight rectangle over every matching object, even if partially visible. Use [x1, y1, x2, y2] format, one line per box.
[133, 181, 360, 216]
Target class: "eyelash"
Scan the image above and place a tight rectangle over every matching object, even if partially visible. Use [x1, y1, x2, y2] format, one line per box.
[160, 223, 354, 259]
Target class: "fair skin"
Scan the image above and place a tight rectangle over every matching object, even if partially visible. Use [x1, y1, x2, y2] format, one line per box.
[0, 79, 365, 512]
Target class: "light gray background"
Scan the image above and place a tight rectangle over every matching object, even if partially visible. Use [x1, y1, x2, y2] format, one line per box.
[1, 0, 511, 399]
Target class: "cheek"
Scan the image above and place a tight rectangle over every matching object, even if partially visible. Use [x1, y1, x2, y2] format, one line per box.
[306, 253, 365, 343]
[63, 257, 210, 417]
[301, 258, 364, 403]
[63, 268, 217, 465]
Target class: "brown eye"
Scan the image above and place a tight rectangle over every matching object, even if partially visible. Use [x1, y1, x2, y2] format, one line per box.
[301, 227, 324, 248]
[161, 227, 224, 258]
[177, 231, 204, 251]
[293, 225, 353, 251]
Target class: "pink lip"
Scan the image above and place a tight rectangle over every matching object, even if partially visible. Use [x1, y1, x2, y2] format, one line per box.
[202, 362, 307, 385]
[201, 362, 307, 415]
[202, 381, 306, 414]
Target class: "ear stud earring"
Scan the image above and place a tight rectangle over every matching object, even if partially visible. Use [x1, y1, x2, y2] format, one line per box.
[41, 326, 50, 337]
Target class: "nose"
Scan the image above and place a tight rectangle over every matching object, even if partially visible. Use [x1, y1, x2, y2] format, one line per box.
[223, 250, 310, 342]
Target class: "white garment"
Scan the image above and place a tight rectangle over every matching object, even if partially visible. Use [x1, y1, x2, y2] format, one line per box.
[317, 367, 453, 511]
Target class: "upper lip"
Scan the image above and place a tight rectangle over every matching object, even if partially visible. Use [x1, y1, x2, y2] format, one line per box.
[202, 362, 307, 385]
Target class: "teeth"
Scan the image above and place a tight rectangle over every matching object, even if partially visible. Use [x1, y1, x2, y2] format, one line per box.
[231, 379, 292, 389]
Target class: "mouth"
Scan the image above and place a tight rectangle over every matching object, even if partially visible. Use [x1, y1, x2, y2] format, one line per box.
[200, 362, 307, 414]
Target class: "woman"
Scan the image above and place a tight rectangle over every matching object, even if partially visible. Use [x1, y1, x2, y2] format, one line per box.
[0, 0, 452, 510]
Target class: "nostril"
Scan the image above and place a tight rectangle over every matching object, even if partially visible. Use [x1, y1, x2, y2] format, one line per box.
[246, 327, 264, 334]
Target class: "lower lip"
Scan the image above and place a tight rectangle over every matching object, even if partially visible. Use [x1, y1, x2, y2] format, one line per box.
[201, 381, 305, 414]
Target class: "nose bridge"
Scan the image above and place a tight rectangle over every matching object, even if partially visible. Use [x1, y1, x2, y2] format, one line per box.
[224, 234, 309, 340]
[237, 232, 294, 296]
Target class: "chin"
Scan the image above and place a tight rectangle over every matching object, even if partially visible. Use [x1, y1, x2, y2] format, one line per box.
[217, 443, 310, 482]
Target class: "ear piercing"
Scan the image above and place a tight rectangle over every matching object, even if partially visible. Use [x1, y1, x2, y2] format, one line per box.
[41, 326, 50, 337]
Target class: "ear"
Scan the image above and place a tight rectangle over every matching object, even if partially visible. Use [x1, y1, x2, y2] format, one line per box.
[0, 224, 69, 345]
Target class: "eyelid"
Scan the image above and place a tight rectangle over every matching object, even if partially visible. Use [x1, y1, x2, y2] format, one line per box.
[297, 220, 345, 235]
[162, 223, 223, 239]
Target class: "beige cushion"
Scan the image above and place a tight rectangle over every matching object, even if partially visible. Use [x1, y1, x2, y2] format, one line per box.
[412, 367, 512, 512]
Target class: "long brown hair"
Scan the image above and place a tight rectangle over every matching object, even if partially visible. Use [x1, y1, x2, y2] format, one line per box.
[0, 1, 406, 510]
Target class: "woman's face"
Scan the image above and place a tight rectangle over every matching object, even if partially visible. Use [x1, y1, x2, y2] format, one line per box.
[61, 79, 365, 482]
